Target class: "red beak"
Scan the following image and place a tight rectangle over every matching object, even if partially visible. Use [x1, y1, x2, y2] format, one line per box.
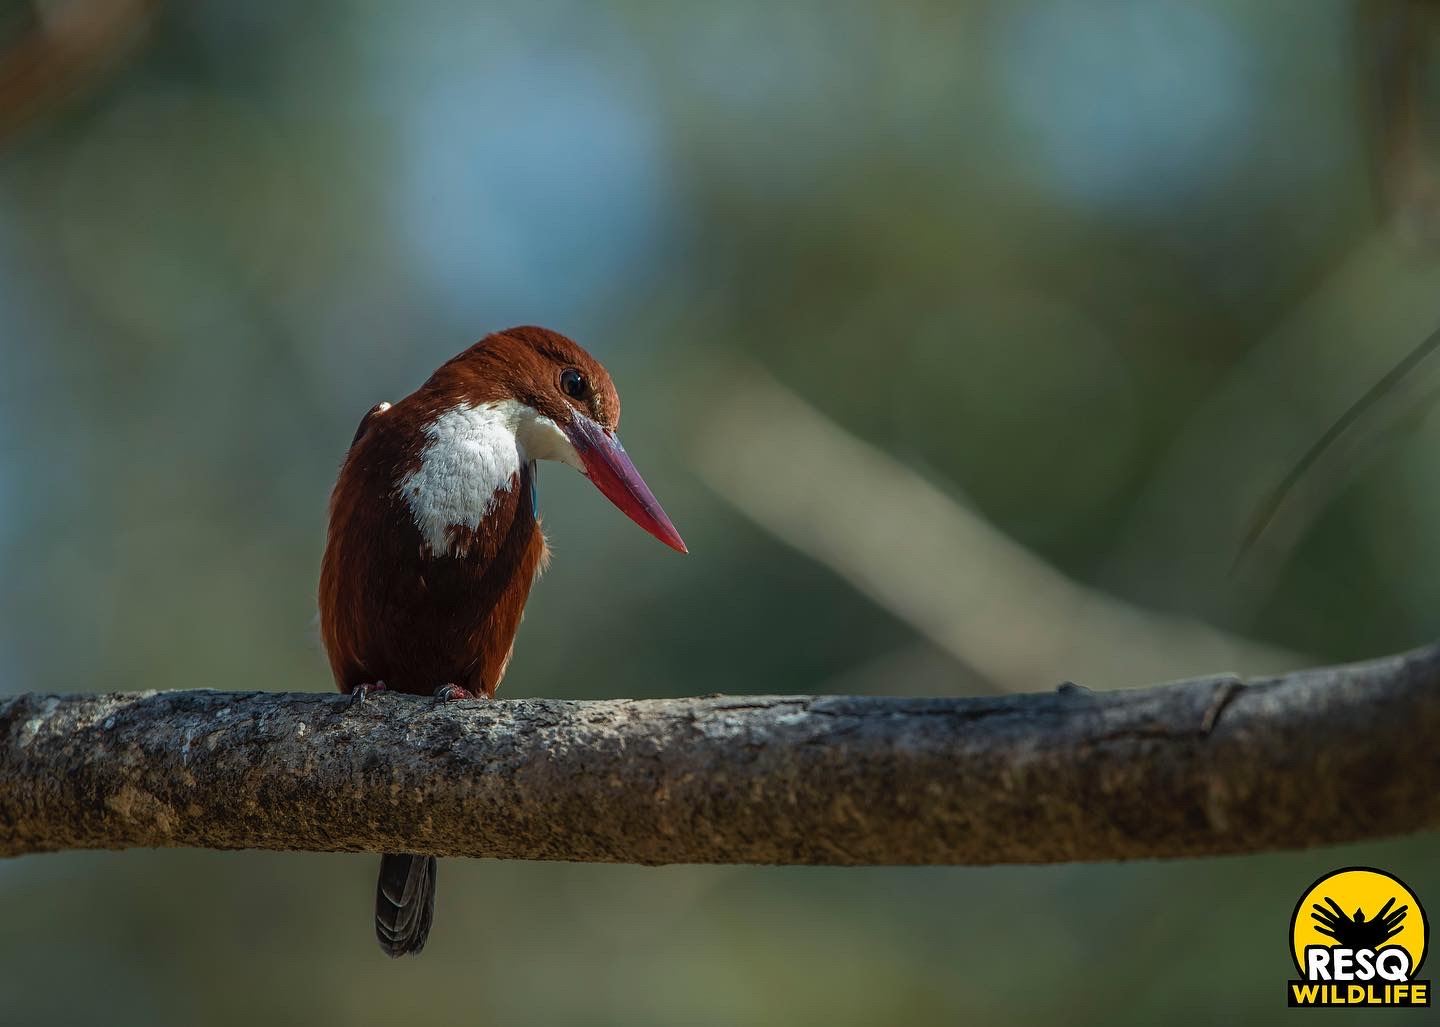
[565, 416, 688, 554]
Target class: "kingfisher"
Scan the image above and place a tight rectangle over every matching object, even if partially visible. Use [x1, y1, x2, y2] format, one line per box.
[318, 326, 686, 956]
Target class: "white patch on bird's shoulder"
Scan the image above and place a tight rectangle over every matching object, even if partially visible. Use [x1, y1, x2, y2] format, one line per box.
[399, 399, 581, 555]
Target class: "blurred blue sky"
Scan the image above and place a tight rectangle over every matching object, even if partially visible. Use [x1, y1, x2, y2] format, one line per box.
[998, 0, 1257, 212]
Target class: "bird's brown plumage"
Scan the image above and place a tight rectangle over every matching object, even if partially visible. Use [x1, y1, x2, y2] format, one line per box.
[318, 326, 619, 698]
[318, 399, 544, 698]
[317, 326, 681, 957]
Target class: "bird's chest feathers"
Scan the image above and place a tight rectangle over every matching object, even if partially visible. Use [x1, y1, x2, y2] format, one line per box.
[398, 401, 532, 555]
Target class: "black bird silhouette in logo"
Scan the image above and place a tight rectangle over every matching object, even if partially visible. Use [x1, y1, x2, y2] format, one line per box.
[1311, 895, 1409, 950]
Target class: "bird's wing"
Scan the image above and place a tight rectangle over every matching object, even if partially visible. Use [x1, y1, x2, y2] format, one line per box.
[350, 401, 393, 449]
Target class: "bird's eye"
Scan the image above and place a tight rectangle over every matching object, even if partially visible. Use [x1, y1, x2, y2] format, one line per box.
[560, 368, 587, 399]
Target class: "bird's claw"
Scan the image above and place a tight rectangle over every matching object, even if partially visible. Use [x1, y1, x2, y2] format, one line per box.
[433, 683, 478, 703]
[351, 680, 387, 705]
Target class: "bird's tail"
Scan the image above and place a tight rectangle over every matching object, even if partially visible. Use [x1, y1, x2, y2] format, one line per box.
[375, 853, 437, 957]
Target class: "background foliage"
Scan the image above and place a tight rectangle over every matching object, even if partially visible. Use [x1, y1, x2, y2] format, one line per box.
[2, 1, 1438, 1023]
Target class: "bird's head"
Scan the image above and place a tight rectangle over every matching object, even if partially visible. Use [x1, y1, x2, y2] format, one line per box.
[423, 326, 686, 553]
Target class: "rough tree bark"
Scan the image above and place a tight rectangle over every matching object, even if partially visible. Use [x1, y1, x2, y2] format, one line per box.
[1, 644, 1437, 865]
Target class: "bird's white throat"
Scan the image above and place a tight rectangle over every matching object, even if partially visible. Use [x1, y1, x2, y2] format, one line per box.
[399, 399, 581, 553]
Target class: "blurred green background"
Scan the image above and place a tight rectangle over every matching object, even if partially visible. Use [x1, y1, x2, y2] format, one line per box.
[3, 0, 1440, 1023]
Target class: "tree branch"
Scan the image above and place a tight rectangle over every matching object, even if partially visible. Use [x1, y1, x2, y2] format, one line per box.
[2, 645, 1438, 864]
[686, 354, 1299, 692]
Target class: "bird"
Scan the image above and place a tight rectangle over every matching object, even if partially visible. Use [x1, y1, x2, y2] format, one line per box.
[317, 326, 686, 957]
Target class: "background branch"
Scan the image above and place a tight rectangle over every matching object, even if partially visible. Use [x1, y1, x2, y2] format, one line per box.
[3, 644, 1437, 864]
[0, 0, 157, 144]
[688, 354, 1299, 692]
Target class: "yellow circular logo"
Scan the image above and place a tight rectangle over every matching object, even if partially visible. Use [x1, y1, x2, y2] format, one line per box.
[1290, 867, 1429, 978]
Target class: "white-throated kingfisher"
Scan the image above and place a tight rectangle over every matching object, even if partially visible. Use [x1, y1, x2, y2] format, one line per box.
[318, 326, 686, 956]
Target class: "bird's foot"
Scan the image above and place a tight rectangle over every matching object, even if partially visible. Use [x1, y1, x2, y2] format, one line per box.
[350, 680, 387, 705]
[433, 683, 478, 703]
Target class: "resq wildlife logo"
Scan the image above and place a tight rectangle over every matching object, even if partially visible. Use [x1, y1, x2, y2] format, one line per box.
[1288, 867, 1430, 1008]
